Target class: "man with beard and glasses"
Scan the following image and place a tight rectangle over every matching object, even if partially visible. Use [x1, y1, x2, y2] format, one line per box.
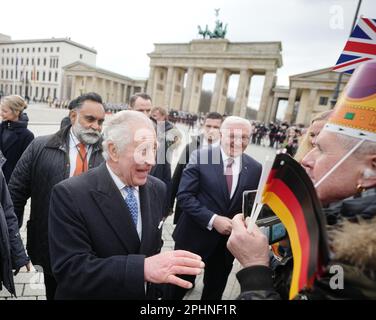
[8, 92, 106, 300]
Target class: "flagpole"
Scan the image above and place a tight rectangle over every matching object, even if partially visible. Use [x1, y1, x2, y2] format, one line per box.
[330, 0, 363, 108]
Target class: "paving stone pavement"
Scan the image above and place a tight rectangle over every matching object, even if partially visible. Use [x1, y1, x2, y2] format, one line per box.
[0, 103, 275, 300]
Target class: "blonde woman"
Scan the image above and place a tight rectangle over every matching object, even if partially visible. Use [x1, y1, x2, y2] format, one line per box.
[294, 110, 333, 163]
[0, 95, 34, 182]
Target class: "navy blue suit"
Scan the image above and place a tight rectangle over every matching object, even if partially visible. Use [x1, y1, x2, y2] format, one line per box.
[171, 146, 262, 299]
[49, 163, 166, 299]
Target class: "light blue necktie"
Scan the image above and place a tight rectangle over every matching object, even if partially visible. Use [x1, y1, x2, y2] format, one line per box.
[124, 186, 138, 226]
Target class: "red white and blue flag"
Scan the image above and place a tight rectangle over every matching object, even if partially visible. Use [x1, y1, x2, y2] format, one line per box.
[333, 17, 376, 74]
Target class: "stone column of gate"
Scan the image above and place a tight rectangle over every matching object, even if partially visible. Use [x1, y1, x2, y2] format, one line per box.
[117, 82, 122, 103]
[62, 74, 68, 100]
[210, 68, 230, 114]
[188, 69, 204, 114]
[164, 67, 175, 108]
[257, 70, 276, 122]
[296, 89, 317, 126]
[169, 68, 185, 110]
[268, 96, 280, 123]
[234, 69, 252, 117]
[182, 67, 195, 112]
[71, 76, 76, 100]
[91, 76, 97, 94]
[122, 84, 127, 103]
[284, 88, 298, 123]
[146, 66, 156, 97]
[102, 79, 107, 102]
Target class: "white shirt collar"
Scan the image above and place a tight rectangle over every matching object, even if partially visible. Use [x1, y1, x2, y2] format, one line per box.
[220, 147, 241, 165]
[69, 128, 92, 150]
[202, 137, 220, 149]
[105, 163, 139, 192]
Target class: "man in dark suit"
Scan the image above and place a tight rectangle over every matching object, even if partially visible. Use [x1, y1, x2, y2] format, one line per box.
[170, 116, 262, 300]
[9, 92, 106, 300]
[49, 110, 204, 299]
[171, 112, 223, 224]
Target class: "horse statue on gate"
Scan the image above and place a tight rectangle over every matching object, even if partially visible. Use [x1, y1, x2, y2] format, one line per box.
[198, 25, 210, 39]
[197, 8, 228, 39]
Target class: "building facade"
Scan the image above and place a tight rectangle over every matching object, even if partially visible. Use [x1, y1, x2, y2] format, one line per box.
[0, 34, 145, 104]
[62, 62, 146, 103]
[0, 35, 97, 101]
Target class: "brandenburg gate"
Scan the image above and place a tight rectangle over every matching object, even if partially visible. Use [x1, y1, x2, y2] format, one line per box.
[146, 39, 282, 120]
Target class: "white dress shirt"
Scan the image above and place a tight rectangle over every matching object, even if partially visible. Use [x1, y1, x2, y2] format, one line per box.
[207, 148, 242, 230]
[201, 137, 220, 149]
[106, 163, 142, 239]
[68, 129, 93, 177]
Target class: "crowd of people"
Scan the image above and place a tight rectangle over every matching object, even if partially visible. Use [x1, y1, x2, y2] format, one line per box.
[0, 60, 375, 302]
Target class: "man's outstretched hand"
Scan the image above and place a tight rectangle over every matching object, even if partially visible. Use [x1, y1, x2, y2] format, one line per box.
[144, 250, 204, 289]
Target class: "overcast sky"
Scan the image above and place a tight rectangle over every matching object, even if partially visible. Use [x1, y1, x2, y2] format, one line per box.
[1, 0, 375, 111]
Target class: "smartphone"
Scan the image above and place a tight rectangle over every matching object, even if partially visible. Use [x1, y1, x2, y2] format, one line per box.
[242, 190, 257, 218]
[242, 191, 287, 244]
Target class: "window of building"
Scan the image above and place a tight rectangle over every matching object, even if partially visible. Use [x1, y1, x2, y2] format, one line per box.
[1, 70, 3, 78]
[319, 96, 329, 106]
[42, 71, 45, 81]
[12, 48, 14, 53]
[44, 47, 47, 53]
[160, 72, 164, 81]
[20, 71, 23, 80]
[11, 58, 14, 65]
[38, 47, 41, 52]
[57, 47, 60, 53]
[26, 58, 29, 66]
[41, 87, 45, 99]
[6, 70, 8, 79]
[37, 58, 40, 66]
[35, 86, 39, 98]
[1, 58, 3, 64]
[56, 59, 59, 68]
[26, 71, 28, 80]
[53, 88, 57, 98]
[55, 72, 58, 82]
[27, 48, 29, 53]
[48, 72, 51, 82]
[16, 48, 19, 53]
[7, 48, 9, 53]
[43, 58, 46, 66]
[21, 58, 23, 65]
[1, 49, 4, 53]
[50, 58, 52, 68]
[21, 48, 24, 53]
[50, 47, 53, 53]
[37, 72, 39, 81]
[6, 58, 8, 65]
[32, 47, 35, 53]
[80, 54, 83, 59]
[10, 70, 13, 79]
[32, 58, 34, 66]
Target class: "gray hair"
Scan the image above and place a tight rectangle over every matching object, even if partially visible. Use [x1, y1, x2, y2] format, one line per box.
[220, 116, 252, 132]
[102, 110, 154, 160]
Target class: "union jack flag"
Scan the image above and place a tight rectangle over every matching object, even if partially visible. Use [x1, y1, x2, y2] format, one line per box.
[333, 17, 376, 74]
